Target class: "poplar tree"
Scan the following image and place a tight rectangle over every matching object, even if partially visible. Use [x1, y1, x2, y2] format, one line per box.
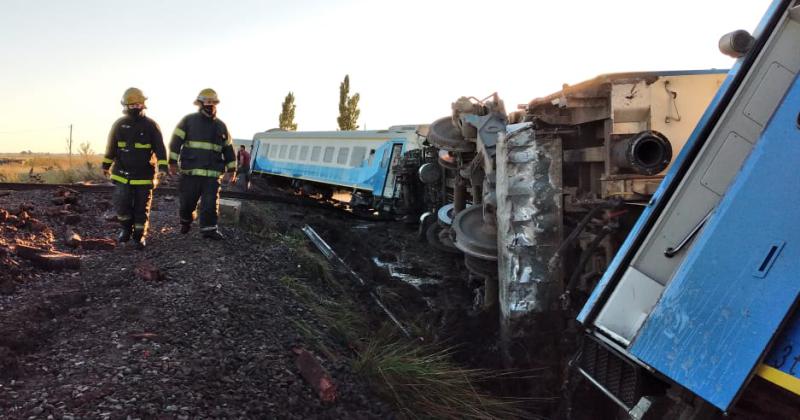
[337, 75, 360, 130]
[278, 92, 298, 131]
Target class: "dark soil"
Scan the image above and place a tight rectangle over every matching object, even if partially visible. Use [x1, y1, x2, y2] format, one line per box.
[0, 188, 396, 419]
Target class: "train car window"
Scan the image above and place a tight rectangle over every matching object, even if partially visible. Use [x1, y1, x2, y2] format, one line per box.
[323, 147, 335, 163]
[350, 147, 366, 167]
[380, 149, 390, 167]
[269, 144, 277, 159]
[279, 145, 288, 159]
[336, 148, 350, 165]
[299, 146, 309, 161]
[311, 146, 322, 162]
[368, 149, 376, 166]
[288, 145, 298, 160]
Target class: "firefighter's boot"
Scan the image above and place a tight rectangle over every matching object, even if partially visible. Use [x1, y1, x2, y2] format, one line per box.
[201, 229, 225, 241]
[117, 224, 132, 243]
[132, 229, 146, 250]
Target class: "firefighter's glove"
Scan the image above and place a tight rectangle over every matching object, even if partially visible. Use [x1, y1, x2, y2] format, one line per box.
[168, 163, 178, 176]
[103, 168, 111, 178]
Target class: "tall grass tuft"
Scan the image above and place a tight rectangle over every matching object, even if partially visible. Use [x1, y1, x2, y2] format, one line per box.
[354, 332, 534, 419]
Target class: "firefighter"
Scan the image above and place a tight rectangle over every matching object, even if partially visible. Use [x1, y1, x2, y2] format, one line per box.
[168, 88, 236, 240]
[102, 87, 168, 249]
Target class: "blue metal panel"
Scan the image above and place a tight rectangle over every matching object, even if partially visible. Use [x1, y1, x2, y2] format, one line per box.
[576, 65, 742, 323]
[251, 141, 400, 197]
[628, 71, 800, 410]
[577, 0, 787, 324]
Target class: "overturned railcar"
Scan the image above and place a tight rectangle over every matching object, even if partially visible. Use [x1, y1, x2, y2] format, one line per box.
[419, 70, 726, 327]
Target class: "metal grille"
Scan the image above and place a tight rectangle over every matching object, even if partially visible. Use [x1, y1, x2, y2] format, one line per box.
[580, 338, 643, 407]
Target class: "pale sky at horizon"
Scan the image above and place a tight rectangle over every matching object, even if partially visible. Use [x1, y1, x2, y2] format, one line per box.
[0, 0, 773, 153]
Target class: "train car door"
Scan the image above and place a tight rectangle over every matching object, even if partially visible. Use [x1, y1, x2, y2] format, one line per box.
[380, 143, 404, 198]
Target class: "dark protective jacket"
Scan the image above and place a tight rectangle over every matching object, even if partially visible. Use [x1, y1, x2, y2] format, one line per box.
[102, 115, 167, 185]
[168, 112, 236, 177]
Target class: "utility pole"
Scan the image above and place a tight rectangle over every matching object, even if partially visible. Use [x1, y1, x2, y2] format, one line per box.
[68, 124, 73, 164]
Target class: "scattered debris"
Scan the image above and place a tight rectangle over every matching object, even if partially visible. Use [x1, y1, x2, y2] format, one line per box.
[80, 238, 116, 251]
[14, 244, 80, 270]
[65, 228, 82, 248]
[302, 225, 412, 338]
[51, 196, 78, 206]
[292, 346, 338, 403]
[134, 260, 164, 281]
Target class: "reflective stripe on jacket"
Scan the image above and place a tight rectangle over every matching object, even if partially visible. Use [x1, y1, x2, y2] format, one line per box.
[168, 112, 235, 177]
[103, 115, 167, 185]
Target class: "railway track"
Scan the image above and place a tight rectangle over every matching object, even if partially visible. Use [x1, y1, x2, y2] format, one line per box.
[0, 182, 389, 220]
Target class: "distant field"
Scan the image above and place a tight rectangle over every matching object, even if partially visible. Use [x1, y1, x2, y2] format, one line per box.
[0, 153, 105, 184]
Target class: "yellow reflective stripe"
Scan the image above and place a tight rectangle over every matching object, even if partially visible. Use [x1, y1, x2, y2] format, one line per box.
[180, 168, 222, 177]
[157, 159, 168, 166]
[169, 152, 180, 160]
[110, 174, 128, 183]
[226, 161, 236, 169]
[117, 141, 126, 147]
[756, 364, 800, 395]
[130, 179, 153, 185]
[134, 143, 151, 149]
[174, 128, 186, 139]
[102, 157, 113, 164]
[186, 141, 222, 152]
[110, 174, 153, 185]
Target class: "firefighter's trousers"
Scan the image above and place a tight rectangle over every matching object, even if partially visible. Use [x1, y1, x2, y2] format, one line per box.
[113, 183, 153, 240]
[179, 175, 221, 231]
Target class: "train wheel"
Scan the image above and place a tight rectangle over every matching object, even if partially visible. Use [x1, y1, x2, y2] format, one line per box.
[426, 223, 461, 254]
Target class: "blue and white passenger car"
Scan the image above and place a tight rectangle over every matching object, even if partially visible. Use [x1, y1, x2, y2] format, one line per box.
[250, 125, 426, 210]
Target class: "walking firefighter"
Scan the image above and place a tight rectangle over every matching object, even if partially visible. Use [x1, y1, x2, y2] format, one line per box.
[102, 87, 168, 249]
[168, 88, 236, 240]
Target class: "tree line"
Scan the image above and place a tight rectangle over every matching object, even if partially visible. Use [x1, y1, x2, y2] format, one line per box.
[278, 74, 360, 131]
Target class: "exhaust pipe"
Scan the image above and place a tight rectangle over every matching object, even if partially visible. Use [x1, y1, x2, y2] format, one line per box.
[611, 131, 672, 176]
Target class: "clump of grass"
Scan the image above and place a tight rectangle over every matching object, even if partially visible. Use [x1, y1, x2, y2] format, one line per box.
[353, 332, 532, 419]
[0, 154, 104, 184]
[238, 205, 536, 418]
[40, 165, 105, 184]
[280, 271, 533, 419]
[279, 275, 367, 347]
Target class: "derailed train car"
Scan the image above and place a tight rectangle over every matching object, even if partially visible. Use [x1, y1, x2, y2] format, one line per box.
[420, 0, 800, 416]
[249, 125, 429, 214]
[418, 69, 726, 318]
[577, 1, 800, 417]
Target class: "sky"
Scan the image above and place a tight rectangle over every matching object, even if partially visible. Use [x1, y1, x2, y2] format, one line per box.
[0, 0, 774, 153]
